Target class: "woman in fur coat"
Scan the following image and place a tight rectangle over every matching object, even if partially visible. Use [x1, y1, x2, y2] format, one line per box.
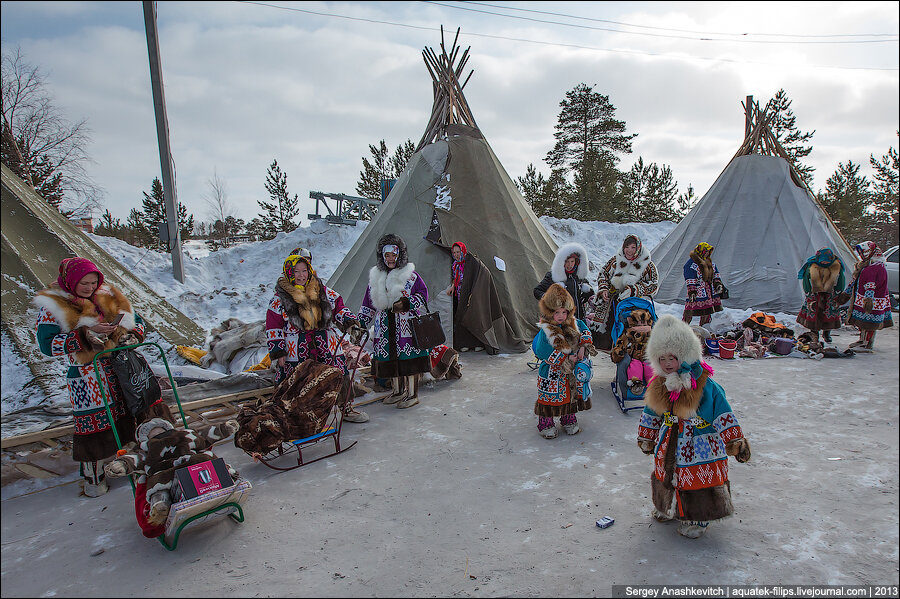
[682, 242, 725, 326]
[843, 241, 893, 350]
[637, 315, 751, 538]
[588, 234, 658, 351]
[796, 248, 845, 343]
[534, 242, 594, 324]
[266, 248, 369, 422]
[34, 257, 169, 497]
[532, 284, 596, 439]
[358, 234, 431, 409]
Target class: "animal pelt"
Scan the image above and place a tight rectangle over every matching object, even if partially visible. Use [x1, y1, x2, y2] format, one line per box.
[608, 235, 653, 293]
[234, 359, 343, 456]
[538, 283, 580, 352]
[104, 419, 239, 525]
[610, 329, 651, 364]
[689, 246, 715, 284]
[551, 242, 590, 283]
[644, 370, 707, 420]
[275, 275, 332, 331]
[808, 261, 842, 294]
[33, 282, 137, 364]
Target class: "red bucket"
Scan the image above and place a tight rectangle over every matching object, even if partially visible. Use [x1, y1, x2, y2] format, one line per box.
[717, 339, 737, 359]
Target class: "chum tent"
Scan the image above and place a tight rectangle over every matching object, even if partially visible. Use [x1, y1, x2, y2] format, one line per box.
[651, 98, 856, 314]
[1, 162, 206, 394]
[328, 29, 557, 352]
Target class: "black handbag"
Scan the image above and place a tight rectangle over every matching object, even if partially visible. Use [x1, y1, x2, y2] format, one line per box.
[110, 349, 162, 417]
[410, 300, 446, 349]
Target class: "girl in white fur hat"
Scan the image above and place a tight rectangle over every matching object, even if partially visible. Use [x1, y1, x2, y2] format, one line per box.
[636, 314, 751, 538]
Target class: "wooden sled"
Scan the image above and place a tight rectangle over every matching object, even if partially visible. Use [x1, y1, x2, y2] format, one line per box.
[249, 329, 368, 472]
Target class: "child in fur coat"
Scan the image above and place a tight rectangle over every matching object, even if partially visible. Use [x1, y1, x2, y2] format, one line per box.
[636, 315, 751, 538]
[104, 418, 240, 529]
[609, 307, 654, 395]
[532, 284, 597, 439]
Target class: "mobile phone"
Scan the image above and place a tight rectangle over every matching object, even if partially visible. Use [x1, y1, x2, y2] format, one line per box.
[596, 516, 615, 529]
[110, 313, 124, 326]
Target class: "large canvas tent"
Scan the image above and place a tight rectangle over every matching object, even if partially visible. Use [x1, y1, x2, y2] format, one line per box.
[328, 30, 557, 352]
[1, 162, 205, 393]
[651, 99, 856, 313]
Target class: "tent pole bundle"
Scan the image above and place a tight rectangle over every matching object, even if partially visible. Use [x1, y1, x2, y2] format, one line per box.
[649, 97, 857, 313]
[417, 27, 478, 152]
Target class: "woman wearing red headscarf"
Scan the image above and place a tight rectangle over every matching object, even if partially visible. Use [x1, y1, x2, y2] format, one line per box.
[843, 241, 893, 350]
[444, 241, 503, 355]
[33, 257, 162, 497]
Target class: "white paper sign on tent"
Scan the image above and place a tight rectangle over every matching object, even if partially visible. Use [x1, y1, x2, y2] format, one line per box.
[494, 256, 506, 271]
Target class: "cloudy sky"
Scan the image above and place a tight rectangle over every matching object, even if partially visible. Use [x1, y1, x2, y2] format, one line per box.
[2, 1, 897, 224]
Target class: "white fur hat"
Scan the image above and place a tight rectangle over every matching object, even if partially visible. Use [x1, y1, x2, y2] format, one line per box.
[646, 314, 703, 391]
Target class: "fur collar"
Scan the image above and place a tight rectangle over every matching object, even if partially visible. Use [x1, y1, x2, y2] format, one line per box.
[609, 236, 653, 290]
[537, 321, 580, 354]
[551, 242, 589, 283]
[368, 262, 416, 310]
[34, 282, 135, 333]
[274, 275, 332, 331]
[644, 371, 709, 419]
[809, 261, 842, 293]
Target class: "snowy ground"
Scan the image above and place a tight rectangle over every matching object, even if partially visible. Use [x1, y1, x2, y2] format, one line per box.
[1, 324, 897, 596]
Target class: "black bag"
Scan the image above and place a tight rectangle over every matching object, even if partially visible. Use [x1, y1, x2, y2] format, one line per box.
[719, 285, 729, 300]
[410, 300, 445, 349]
[110, 349, 162, 417]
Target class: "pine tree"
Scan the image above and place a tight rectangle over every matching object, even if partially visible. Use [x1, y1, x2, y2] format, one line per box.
[819, 160, 871, 244]
[140, 177, 194, 248]
[674, 185, 696, 223]
[573, 148, 627, 222]
[356, 139, 415, 203]
[545, 83, 637, 176]
[623, 158, 679, 223]
[258, 159, 300, 233]
[765, 89, 815, 188]
[869, 143, 899, 248]
[126, 207, 151, 247]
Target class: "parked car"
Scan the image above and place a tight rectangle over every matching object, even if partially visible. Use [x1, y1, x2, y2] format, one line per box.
[884, 245, 898, 308]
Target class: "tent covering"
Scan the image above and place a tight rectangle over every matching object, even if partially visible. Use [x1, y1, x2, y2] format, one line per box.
[652, 154, 856, 313]
[2, 162, 206, 393]
[328, 126, 557, 352]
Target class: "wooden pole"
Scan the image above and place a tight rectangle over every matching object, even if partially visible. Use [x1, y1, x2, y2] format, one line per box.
[143, 1, 185, 283]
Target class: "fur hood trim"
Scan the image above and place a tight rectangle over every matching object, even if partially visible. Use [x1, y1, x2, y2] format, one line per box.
[368, 262, 417, 310]
[609, 235, 653, 290]
[551, 242, 589, 282]
[34, 283, 136, 333]
[646, 315, 702, 379]
[375, 233, 409, 272]
[537, 283, 579, 349]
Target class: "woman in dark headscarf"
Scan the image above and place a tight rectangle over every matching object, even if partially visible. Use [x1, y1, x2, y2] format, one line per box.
[796, 248, 845, 343]
[358, 234, 431, 409]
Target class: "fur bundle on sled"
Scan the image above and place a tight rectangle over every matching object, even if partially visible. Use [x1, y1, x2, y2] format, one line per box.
[234, 359, 344, 456]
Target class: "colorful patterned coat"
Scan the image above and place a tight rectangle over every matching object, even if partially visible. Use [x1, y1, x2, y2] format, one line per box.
[34, 283, 144, 460]
[638, 371, 747, 522]
[265, 283, 355, 385]
[358, 262, 431, 377]
[846, 262, 894, 330]
[532, 318, 593, 417]
[683, 259, 723, 315]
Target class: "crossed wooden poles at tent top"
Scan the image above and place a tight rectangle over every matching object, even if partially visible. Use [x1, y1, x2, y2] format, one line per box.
[730, 97, 853, 252]
[417, 27, 478, 152]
